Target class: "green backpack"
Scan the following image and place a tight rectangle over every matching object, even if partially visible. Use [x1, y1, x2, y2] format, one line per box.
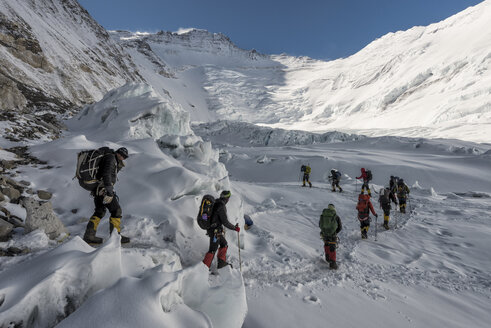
[319, 206, 338, 238]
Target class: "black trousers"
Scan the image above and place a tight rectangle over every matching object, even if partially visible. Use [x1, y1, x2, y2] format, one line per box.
[381, 205, 391, 216]
[92, 194, 122, 219]
[207, 230, 228, 253]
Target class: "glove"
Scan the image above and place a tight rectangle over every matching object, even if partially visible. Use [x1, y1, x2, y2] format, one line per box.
[103, 195, 113, 204]
[235, 224, 240, 232]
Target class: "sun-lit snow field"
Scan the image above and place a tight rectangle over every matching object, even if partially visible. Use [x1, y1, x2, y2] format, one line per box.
[0, 84, 490, 327]
[110, 0, 491, 144]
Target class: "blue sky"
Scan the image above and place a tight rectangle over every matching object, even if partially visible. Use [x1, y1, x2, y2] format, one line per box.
[78, 0, 483, 60]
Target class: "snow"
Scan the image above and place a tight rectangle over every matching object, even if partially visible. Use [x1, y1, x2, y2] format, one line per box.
[108, 0, 491, 143]
[0, 82, 490, 327]
[0, 1, 491, 327]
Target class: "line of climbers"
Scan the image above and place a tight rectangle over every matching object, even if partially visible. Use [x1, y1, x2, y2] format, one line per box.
[355, 169, 411, 238]
[300, 164, 343, 192]
[75, 148, 411, 272]
[320, 170, 411, 270]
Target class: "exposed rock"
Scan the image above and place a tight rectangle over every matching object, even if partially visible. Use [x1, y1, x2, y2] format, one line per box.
[0, 206, 9, 217]
[6, 215, 24, 229]
[0, 246, 29, 257]
[0, 218, 13, 241]
[21, 197, 67, 239]
[1, 175, 25, 192]
[0, 160, 17, 170]
[19, 180, 31, 186]
[0, 192, 4, 202]
[1, 187, 21, 202]
[37, 190, 52, 200]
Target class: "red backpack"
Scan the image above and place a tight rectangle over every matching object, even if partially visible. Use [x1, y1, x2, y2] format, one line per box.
[356, 194, 370, 215]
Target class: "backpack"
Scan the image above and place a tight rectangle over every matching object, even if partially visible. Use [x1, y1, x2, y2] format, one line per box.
[197, 195, 216, 230]
[75, 147, 111, 191]
[356, 195, 370, 215]
[319, 208, 338, 238]
[335, 171, 342, 179]
[301, 165, 306, 172]
[380, 188, 391, 205]
[365, 170, 372, 181]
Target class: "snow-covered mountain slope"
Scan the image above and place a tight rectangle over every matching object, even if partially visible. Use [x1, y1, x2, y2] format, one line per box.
[265, 0, 491, 142]
[2, 0, 489, 143]
[1, 110, 490, 327]
[0, 83, 249, 327]
[0, 0, 140, 113]
[110, 28, 281, 123]
[111, 0, 491, 143]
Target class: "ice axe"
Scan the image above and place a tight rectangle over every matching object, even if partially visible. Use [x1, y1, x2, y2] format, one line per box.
[237, 229, 242, 272]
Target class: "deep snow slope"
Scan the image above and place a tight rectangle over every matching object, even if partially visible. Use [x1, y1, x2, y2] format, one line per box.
[1, 85, 490, 327]
[0, 83, 248, 327]
[211, 132, 491, 328]
[112, 0, 491, 143]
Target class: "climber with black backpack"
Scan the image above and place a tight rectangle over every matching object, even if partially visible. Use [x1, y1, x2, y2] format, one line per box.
[76, 146, 130, 244]
[319, 204, 342, 269]
[396, 179, 410, 213]
[356, 193, 377, 239]
[329, 169, 343, 192]
[200, 190, 240, 270]
[378, 187, 398, 230]
[356, 168, 372, 196]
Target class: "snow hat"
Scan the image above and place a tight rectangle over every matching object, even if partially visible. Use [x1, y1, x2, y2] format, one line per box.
[327, 204, 335, 210]
[220, 190, 231, 199]
[116, 147, 129, 159]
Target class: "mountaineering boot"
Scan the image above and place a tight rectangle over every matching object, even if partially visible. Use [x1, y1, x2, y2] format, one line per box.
[309, 182, 312, 188]
[217, 259, 232, 269]
[83, 216, 103, 244]
[339, 187, 343, 192]
[203, 252, 215, 268]
[331, 188, 336, 192]
[361, 227, 368, 239]
[329, 261, 338, 270]
[383, 218, 390, 230]
[217, 246, 231, 269]
[109, 217, 130, 244]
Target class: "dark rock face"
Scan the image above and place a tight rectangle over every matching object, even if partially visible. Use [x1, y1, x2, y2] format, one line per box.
[0, 0, 142, 128]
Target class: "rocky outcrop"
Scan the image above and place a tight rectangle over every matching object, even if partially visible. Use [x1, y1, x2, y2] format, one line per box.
[22, 197, 67, 239]
[0, 0, 143, 120]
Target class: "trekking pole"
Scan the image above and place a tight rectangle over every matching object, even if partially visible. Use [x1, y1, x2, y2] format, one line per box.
[394, 208, 398, 229]
[375, 215, 378, 241]
[408, 195, 412, 214]
[237, 230, 242, 272]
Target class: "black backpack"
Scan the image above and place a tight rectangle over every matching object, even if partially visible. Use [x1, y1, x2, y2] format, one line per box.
[380, 188, 391, 205]
[197, 195, 216, 230]
[301, 165, 306, 172]
[75, 147, 111, 191]
[366, 170, 373, 181]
